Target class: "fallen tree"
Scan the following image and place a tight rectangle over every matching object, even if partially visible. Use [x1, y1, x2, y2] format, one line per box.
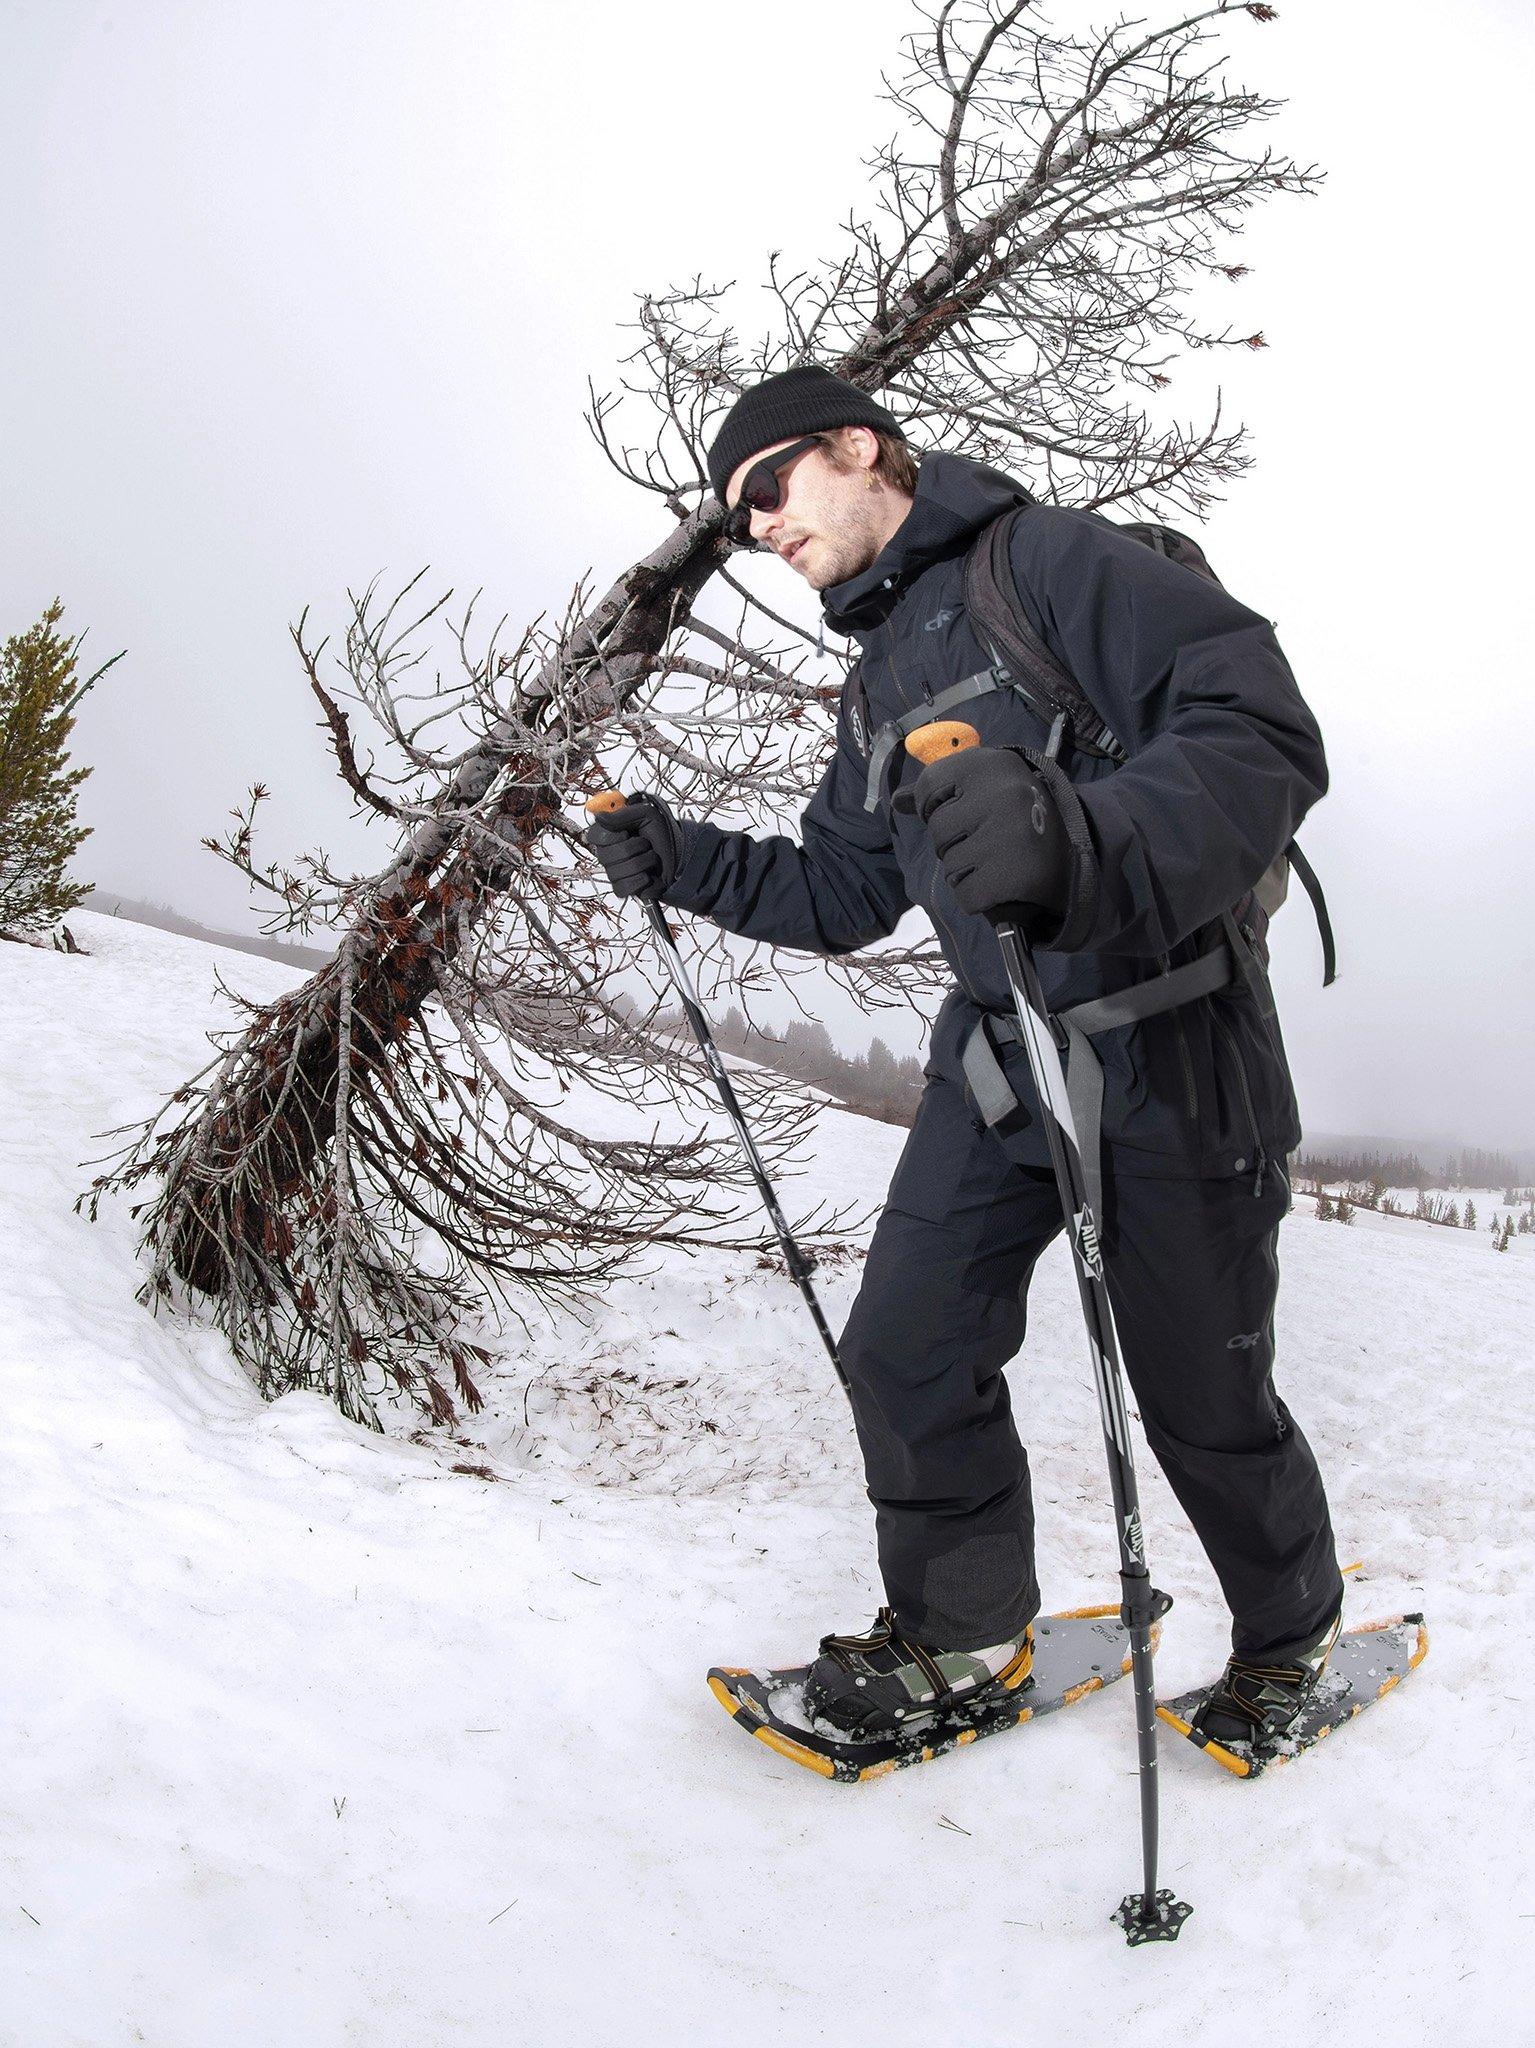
[83, 1, 1316, 1428]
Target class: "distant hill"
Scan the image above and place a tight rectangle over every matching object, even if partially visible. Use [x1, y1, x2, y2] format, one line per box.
[77, 898, 1532, 1175]
[83, 889, 334, 971]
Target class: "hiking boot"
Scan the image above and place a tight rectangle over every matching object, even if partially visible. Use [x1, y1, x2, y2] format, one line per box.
[1191, 1605, 1344, 1750]
[802, 1606, 1033, 1740]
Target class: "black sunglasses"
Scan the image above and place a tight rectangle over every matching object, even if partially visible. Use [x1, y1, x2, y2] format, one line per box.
[724, 435, 826, 549]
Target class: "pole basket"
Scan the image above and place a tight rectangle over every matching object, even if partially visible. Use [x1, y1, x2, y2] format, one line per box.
[1112, 1890, 1193, 1946]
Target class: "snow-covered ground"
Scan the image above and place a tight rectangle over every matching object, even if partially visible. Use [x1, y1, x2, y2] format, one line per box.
[4, 912, 1531, 2045]
[1295, 1181, 1534, 1251]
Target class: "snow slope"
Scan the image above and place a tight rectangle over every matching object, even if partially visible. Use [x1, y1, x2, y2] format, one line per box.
[3, 912, 1531, 2046]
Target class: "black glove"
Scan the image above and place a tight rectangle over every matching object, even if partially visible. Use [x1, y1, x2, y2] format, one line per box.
[893, 746, 1071, 929]
[584, 791, 685, 903]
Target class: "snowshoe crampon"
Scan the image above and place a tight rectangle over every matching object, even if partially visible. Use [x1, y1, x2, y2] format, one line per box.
[707, 1603, 1156, 1784]
[1156, 1613, 1428, 1778]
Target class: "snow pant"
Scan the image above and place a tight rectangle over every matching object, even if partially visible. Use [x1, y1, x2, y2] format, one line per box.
[838, 1070, 1344, 1660]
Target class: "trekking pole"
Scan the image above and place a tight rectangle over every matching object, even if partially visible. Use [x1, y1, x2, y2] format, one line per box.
[585, 792, 850, 1401]
[903, 724, 1191, 1947]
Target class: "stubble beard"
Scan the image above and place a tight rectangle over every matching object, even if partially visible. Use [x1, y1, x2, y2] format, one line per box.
[799, 499, 886, 593]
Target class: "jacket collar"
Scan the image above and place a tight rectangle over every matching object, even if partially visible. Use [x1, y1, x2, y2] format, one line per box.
[820, 449, 1031, 638]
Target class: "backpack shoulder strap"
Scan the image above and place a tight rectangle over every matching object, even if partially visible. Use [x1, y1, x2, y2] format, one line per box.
[964, 502, 1337, 989]
[1116, 521, 1223, 586]
[962, 506, 1128, 764]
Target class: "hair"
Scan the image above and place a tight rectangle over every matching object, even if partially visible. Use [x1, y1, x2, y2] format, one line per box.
[820, 426, 920, 497]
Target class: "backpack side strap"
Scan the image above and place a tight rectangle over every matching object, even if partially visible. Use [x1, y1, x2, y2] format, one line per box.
[964, 933, 1239, 1228]
[1283, 841, 1337, 988]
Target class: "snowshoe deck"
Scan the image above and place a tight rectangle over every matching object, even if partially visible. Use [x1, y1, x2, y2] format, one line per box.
[1156, 1613, 1428, 1778]
[708, 1604, 1153, 1784]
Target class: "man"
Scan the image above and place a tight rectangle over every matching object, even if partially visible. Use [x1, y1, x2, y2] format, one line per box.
[587, 365, 1344, 1750]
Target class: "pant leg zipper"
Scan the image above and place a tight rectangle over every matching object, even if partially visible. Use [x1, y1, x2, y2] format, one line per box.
[1211, 1006, 1267, 1196]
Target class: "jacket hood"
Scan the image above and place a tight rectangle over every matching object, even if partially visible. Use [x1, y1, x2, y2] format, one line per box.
[819, 448, 1031, 637]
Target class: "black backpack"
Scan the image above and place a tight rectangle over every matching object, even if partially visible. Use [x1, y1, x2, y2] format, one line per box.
[850, 502, 1336, 987]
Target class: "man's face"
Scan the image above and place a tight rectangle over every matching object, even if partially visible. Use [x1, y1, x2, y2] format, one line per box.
[724, 427, 898, 592]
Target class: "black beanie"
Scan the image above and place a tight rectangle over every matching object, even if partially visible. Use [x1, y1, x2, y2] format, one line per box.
[707, 365, 905, 504]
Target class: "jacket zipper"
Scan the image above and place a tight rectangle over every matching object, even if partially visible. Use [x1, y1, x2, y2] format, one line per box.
[878, 584, 989, 1005]
[879, 580, 930, 715]
[1210, 1005, 1266, 1196]
[1158, 951, 1199, 1120]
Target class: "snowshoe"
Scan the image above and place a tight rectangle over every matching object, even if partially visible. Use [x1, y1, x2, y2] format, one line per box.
[708, 1602, 1159, 1784]
[1157, 1612, 1428, 1778]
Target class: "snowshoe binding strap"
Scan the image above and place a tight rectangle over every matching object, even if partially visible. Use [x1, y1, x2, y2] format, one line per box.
[807, 1608, 1034, 1739]
[1190, 1609, 1343, 1747]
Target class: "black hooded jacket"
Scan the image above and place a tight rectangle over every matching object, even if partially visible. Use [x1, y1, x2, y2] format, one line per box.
[661, 450, 1328, 1184]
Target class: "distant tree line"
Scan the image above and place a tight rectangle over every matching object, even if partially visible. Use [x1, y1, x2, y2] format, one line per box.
[1442, 1147, 1527, 1189]
[1295, 1149, 1426, 1189]
[1294, 1149, 1431, 1188]
[656, 1005, 924, 1127]
[1293, 1146, 1529, 1191]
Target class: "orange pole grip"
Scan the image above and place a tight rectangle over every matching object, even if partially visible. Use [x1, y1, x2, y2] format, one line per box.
[905, 720, 980, 765]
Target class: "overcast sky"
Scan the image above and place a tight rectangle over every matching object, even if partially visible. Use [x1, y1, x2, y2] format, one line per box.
[3, 0, 1531, 1152]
